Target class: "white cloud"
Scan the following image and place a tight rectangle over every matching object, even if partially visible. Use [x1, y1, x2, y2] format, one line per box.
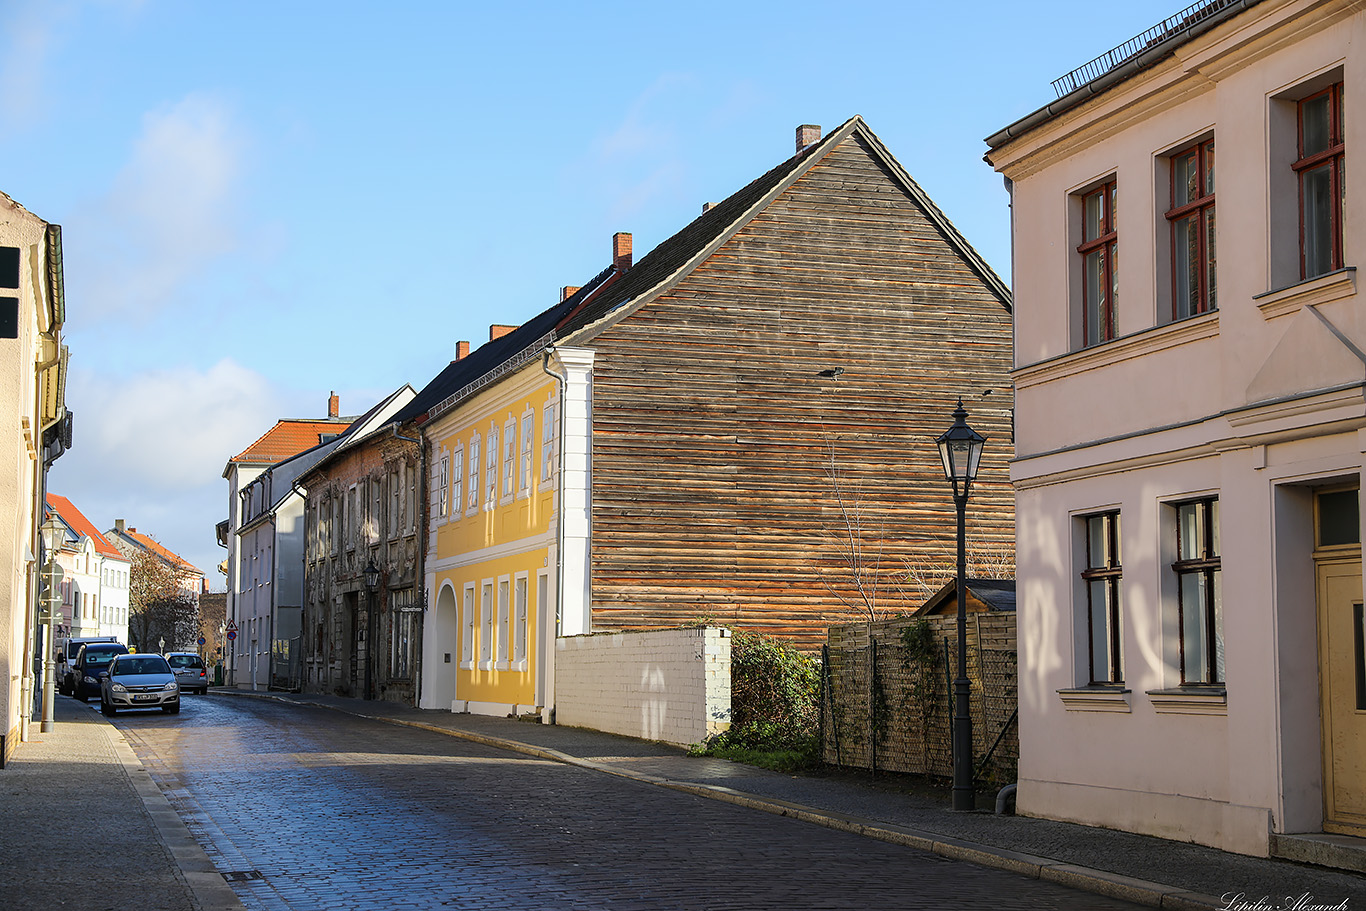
[65, 358, 282, 491]
[70, 93, 246, 320]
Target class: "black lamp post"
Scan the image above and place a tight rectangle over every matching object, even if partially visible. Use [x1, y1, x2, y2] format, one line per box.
[936, 399, 987, 812]
[363, 559, 380, 700]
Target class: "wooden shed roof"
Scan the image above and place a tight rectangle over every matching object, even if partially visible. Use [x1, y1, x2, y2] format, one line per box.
[914, 578, 1016, 617]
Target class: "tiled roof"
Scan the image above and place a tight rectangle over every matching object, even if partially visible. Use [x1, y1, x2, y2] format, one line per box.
[118, 528, 204, 576]
[398, 115, 1008, 424]
[230, 419, 351, 465]
[45, 494, 126, 561]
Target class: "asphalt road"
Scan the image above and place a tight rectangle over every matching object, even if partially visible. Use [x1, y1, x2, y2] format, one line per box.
[114, 695, 1147, 911]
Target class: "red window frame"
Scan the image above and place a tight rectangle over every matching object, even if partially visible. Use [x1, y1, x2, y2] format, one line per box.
[1077, 180, 1117, 347]
[1295, 83, 1345, 279]
[1166, 140, 1216, 320]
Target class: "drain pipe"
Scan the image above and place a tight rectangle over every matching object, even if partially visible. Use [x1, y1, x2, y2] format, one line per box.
[541, 350, 568, 725]
[995, 782, 1017, 816]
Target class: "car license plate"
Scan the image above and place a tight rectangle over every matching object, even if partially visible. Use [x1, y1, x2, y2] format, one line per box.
[134, 694, 156, 702]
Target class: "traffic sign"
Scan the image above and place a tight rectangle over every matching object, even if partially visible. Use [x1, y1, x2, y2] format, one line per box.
[226, 630, 237, 641]
[198, 636, 207, 646]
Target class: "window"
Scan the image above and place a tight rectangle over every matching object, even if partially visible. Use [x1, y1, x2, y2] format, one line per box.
[390, 589, 414, 679]
[1078, 179, 1118, 347]
[520, 411, 534, 494]
[502, 419, 516, 498]
[1298, 83, 1345, 279]
[479, 581, 494, 668]
[1174, 498, 1222, 685]
[485, 425, 499, 508]
[346, 486, 357, 550]
[1167, 140, 1216, 320]
[541, 401, 556, 482]
[390, 467, 402, 538]
[461, 583, 476, 668]
[451, 448, 464, 517]
[496, 577, 510, 669]
[468, 435, 481, 511]
[513, 574, 528, 667]
[1081, 512, 1123, 685]
[372, 482, 382, 545]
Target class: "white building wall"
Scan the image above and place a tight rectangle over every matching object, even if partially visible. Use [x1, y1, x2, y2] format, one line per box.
[98, 556, 131, 641]
[552, 627, 731, 747]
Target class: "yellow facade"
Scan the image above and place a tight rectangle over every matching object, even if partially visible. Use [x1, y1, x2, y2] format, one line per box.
[425, 365, 557, 713]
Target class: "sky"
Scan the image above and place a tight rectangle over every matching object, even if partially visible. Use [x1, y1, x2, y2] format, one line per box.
[2, 0, 1185, 586]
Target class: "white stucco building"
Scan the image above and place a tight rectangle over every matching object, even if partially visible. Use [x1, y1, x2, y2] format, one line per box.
[46, 494, 130, 644]
[0, 194, 67, 767]
[986, 0, 1362, 860]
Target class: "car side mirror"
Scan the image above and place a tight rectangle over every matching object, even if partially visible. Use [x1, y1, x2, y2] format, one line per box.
[98, 671, 108, 679]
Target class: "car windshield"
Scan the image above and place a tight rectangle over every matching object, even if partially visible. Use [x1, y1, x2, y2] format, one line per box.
[84, 650, 121, 666]
[113, 657, 169, 676]
[168, 656, 202, 669]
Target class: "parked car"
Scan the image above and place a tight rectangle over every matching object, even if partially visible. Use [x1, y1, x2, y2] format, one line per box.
[58, 636, 118, 696]
[165, 653, 208, 695]
[70, 642, 129, 702]
[100, 653, 180, 715]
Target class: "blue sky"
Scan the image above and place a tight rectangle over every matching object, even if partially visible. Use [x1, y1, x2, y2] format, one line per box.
[3, 0, 1183, 582]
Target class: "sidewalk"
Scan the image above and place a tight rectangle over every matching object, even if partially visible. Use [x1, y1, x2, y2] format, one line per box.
[1, 698, 243, 911]
[223, 689, 1364, 911]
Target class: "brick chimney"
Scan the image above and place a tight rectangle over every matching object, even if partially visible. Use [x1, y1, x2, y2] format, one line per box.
[612, 232, 632, 272]
[561, 285, 581, 302]
[328, 391, 339, 418]
[489, 325, 516, 341]
[115, 518, 125, 533]
[701, 202, 717, 214]
[796, 124, 821, 155]
[455, 340, 470, 361]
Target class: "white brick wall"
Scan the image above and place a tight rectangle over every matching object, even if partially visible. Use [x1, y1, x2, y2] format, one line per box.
[554, 627, 731, 747]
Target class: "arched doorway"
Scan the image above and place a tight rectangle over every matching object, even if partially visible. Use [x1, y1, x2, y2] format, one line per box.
[428, 584, 459, 711]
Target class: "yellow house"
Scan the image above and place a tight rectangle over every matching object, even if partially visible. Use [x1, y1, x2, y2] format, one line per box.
[403, 304, 596, 715]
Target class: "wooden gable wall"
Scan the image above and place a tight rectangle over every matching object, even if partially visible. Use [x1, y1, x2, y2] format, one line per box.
[583, 132, 1014, 649]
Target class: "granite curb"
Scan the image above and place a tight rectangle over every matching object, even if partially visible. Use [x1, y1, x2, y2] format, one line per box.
[221, 690, 1224, 910]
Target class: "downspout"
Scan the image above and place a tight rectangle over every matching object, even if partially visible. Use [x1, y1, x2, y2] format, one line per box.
[389, 424, 425, 708]
[542, 351, 568, 724]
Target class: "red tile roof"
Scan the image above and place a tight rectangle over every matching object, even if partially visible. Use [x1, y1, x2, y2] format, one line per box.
[120, 528, 204, 576]
[45, 494, 127, 561]
[231, 419, 350, 465]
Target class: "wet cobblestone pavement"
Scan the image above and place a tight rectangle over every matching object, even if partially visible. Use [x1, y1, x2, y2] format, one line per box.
[115, 696, 1146, 911]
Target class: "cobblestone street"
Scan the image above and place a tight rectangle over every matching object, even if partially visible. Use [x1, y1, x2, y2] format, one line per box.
[112, 696, 1147, 911]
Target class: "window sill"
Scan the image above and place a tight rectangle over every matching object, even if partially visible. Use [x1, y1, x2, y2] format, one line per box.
[1057, 687, 1131, 712]
[1016, 312, 1219, 389]
[1147, 687, 1227, 715]
[459, 661, 475, 671]
[1255, 267, 1356, 320]
[495, 660, 509, 671]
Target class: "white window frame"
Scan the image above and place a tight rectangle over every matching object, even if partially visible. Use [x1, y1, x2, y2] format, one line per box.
[467, 434, 481, 513]
[479, 580, 494, 669]
[513, 572, 529, 669]
[485, 424, 499, 509]
[496, 575, 511, 669]
[519, 409, 534, 496]
[502, 417, 516, 501]
[541, 398, 556, 483]
[450, 446, 464, 520]
[461, 582, 476, 669]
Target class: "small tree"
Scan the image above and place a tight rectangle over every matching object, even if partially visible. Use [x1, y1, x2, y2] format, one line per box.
[128, 549, 200, 651]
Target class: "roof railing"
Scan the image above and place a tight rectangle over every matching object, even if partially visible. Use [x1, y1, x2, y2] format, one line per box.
[1051, 0, 1239, 97]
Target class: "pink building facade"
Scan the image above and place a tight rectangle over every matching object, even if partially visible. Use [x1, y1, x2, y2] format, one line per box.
[987, 0, 1363, 858]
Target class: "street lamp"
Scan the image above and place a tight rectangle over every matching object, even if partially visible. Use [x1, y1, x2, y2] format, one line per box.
[363, 560, 380, 700]
[39, 514, 65, 733]
[936, 399, 987, 812]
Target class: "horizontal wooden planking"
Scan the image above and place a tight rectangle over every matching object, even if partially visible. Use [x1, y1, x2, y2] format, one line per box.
[582, 133, 1013, 649]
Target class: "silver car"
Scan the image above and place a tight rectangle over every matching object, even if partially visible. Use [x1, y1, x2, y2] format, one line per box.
[165, 652, 209, 695]
[100, 654, 180, 715]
